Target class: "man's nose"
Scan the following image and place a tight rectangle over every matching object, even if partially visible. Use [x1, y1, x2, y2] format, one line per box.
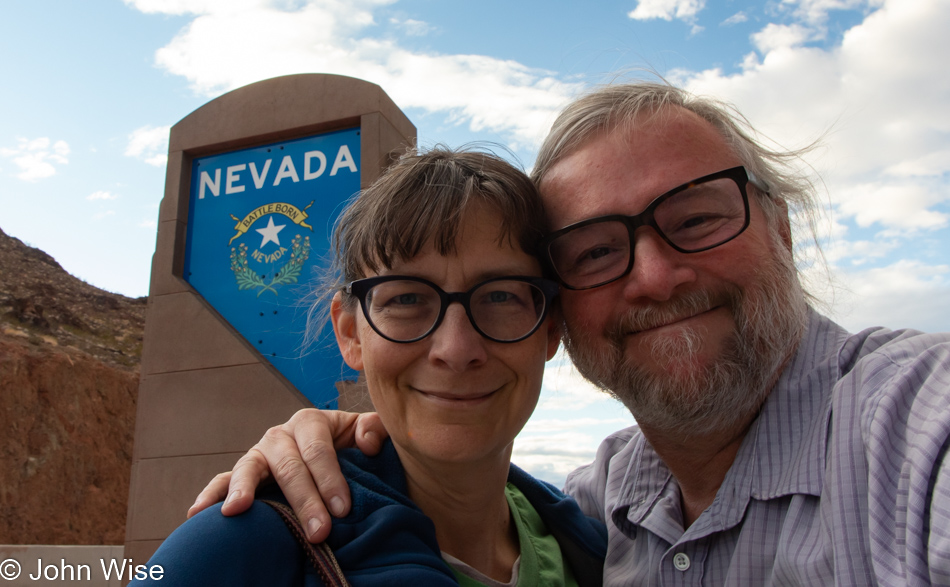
[620, 228, 696, 301]
[427, 303, 489, 371]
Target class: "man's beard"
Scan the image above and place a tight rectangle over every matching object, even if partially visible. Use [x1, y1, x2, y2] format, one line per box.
[563, 240, 808, 438]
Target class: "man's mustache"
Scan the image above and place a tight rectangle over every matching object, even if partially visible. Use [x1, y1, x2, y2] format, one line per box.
[606, 288, 738, 341]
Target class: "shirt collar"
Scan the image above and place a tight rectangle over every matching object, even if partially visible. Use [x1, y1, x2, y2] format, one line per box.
[746, 308, 847, 500]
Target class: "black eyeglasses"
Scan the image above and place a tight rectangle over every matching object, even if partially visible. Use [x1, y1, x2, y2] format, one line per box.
[344, 275, 559, 343]
[540, 166, 769, 290]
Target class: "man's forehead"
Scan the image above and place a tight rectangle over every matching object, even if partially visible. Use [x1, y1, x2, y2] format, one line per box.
[538, 109, 739, 227]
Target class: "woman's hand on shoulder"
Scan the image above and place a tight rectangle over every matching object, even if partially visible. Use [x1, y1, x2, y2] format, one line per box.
[186, 409, 389, 542]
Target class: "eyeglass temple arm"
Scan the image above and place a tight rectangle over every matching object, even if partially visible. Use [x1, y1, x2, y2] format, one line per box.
[747, 170, 770, 195]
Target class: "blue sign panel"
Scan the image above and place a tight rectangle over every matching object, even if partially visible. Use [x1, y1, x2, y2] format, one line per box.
[183, 128, 361, 407]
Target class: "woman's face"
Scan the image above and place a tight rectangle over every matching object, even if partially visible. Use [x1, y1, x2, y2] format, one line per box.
[332, 205, 560, 467]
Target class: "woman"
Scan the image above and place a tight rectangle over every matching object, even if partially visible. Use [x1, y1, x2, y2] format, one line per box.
[133, 147, 606, 586]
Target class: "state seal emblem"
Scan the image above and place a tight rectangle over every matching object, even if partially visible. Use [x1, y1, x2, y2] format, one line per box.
[227, 201, 314, 297]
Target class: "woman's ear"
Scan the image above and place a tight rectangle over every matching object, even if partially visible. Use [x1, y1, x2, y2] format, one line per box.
[331, 292, 364, 370]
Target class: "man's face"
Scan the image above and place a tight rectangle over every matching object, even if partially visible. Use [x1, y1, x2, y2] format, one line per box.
[539, 107, 807, 436]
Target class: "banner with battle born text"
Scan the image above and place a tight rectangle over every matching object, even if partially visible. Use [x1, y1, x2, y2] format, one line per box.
[183, 128, 361, 407]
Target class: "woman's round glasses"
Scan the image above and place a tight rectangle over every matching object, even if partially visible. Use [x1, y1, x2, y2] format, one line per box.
[540, 166, 768, 290]
[344, 275, 559, 343]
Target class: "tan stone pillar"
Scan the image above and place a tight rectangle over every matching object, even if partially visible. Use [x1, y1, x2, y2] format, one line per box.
[125, 74, 415, 562]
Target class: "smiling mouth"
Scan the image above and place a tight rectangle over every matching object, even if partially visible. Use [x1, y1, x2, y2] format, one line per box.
[414, 387, 499, 404]
[628, 306, 720, 335]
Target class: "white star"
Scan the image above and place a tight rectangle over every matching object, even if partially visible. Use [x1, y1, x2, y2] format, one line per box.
[255, 216, 286, 248]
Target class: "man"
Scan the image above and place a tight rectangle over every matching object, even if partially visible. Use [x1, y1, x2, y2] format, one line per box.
[191, 82, 950, 585]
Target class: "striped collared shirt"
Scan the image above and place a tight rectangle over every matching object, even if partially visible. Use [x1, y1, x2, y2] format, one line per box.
[565, 309, 950, 586]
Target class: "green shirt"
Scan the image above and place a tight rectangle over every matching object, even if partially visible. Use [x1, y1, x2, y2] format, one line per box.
[449, 483, 579, 587]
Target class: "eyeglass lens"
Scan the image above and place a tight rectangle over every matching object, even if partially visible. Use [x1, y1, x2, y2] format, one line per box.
[363, 279, 548, 342]
[548, 176, 748, 289]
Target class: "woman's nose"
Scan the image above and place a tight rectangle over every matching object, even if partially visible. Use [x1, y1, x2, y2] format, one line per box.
[427, 303, 488, 371]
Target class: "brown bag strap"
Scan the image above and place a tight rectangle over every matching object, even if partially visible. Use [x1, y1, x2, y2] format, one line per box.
[261, 500, 350, 587]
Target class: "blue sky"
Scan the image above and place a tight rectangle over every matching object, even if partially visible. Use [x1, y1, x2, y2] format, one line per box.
[2, 0, 948, 484]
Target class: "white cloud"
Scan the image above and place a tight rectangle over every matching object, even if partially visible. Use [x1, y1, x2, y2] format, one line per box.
[124, 0, 264, 15]
[522, 417, 633, 435]
[751, 23, 815, 52]
[826, 260, 950, 333]
[886, 150, 950, 177]
[674, 0, 950, 234]
[93, 210, 117, 220]
[515, 430, 599, 452]
[126, 0, 582, 148]
[87, 190, 119, 201]
[835, 181, 947, 229]
[389, 17, 432, 36]
[722, 11, 748, 25]
[126, 125, 170, 167]
[539, 352, 616, 410]
[822, 235, 898, 266]
[513, 456, 592, 486]
[514, 411, 635, 485]
[0, 137, 70, 181]
[139, 219, 158, 229]
[781, 0, 879, 25]
[628, 0, 705, 22]
[512, 431, 600, 486]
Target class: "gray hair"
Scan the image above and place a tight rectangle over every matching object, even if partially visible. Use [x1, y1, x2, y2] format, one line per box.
[531, 81, 825, 301]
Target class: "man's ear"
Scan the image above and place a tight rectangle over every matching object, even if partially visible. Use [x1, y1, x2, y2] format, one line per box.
[331, 292, 364, 371]
[774, 198, 793, 252]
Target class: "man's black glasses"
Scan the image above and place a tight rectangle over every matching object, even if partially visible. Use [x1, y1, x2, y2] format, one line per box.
[540, 166, 769, 290]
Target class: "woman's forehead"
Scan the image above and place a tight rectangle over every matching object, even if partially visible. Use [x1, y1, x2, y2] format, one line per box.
[369, 220, 542, 284]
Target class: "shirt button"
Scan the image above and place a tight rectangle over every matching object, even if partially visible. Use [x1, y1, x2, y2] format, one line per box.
[672, 552, 690, 571]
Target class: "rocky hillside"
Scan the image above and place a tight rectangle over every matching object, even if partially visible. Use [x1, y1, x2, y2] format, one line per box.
[0, 227, 145, 544]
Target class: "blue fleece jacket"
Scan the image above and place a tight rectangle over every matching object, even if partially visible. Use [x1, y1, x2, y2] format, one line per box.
[133, 441, 606, 586]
